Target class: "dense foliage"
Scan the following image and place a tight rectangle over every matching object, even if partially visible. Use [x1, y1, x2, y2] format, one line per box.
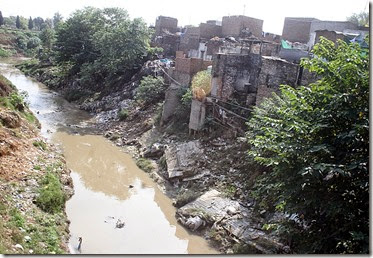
[246, 38, 369, 254]
[55, 7, 153, 88]
[135, 76, 165, 105]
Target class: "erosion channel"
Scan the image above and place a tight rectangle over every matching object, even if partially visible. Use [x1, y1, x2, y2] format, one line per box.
[0, 59, 218, 254]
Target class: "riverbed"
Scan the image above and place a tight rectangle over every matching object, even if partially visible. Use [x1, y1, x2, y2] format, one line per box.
[0, 60, 218, 254]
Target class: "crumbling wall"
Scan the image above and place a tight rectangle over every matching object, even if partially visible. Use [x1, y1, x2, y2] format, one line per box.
[155, 16, 178, 36]
[175, 57, 212, 77]
[189, 99, 206, 131]
[199, 23, 222, 39]
[256, 56, 299, 106]
[161, 83, 183, 123]
[211, 53, 261, 102]
[314, 30, 344, 44]
[261, 42, 281, 56]
[222, 15, 263, 38]
[154, 34, 180, 57]
[281, 17, 317, 43]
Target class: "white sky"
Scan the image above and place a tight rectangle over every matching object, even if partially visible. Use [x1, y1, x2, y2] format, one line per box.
[0, 0, 370, 34]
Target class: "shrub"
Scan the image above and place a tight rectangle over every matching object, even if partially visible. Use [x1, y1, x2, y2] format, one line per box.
[191, 70, 211, 101]
[135, 76, 165, 105]
[36, 172, 65, 213]
[136, 158, 153, 173]
[118, 108, 129, 121]
[33, 140, 47, 151]
[247, 38, 369, 253]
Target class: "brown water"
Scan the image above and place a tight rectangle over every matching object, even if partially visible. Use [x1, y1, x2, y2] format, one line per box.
[0, 60, 218, 254]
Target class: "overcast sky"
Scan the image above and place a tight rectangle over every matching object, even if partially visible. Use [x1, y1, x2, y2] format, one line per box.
[0, 0, 369, 34]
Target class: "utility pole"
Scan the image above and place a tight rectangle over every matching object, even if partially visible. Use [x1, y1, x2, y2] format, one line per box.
[243, 4, 246, 15]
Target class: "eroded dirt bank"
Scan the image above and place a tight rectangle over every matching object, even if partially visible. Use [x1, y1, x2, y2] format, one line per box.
[0, 64, 73, 254]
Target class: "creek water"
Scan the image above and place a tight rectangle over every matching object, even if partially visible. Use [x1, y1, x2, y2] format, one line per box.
[0, 60, 218, 254]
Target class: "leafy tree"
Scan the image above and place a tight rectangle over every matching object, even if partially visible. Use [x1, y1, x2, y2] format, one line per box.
[28, 16, 33, 30]
[347, 11, 369, 27]
[33, 17, 44, 30]
[246, 37, 369, 254]
[40, 27, 55, 49]
[55, 7, 154, 88]
[0, 11, 4, 26]
[15, 15, 21, 29]
[52, 12, 63, 28]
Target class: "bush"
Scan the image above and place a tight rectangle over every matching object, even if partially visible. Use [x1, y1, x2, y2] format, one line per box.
[247, 38, 369, 254]
[0, 47, 10, 57]
[136, 158, 153, 173]
[191, 70, 211, 101]
[135, 76, 165, 105]
[36, 172, 65, 213]
[33, 140, 47, 151]
[118, 108, 129, 121]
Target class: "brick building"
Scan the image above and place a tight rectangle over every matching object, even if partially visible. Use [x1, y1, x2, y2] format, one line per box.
[222, 15, 263, 38]
[155, 16, 178, 36]
[282, 17, 358, 47]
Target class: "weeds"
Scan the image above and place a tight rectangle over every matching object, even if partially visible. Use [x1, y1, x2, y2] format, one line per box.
[136, 158, 153, 173]
[36, 172, 65, 213]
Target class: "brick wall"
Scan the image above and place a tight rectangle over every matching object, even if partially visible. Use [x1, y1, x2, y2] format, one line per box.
[199, 23, 222, 39]
[222, 15, 263, 38]
[175, 57, 212, 76]
[282, 17, 317, 43]
[255, 56, 299, 106]
[155, 16, 178, 36]
[314, 30, 344, 44]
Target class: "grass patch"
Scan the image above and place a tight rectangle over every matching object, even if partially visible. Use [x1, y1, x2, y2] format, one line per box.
[174, 190, 201, 208]
[136, 158, 154, 173]
[33, 140, 47, 151]
[36, 172, 65, 213]
[118, 108, 129, 121]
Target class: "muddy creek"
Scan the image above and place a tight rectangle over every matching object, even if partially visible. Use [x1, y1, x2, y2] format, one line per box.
[0, 60, 218, 254]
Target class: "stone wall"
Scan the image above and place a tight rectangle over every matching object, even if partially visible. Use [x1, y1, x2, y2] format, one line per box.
[155, 16, 178, 36]
[222, 15, 263, 38]
[153, 34, 180, 57]
[255, 56, 299, 106]
[279, 48, 309, 63]
[211, 53, 262, 103]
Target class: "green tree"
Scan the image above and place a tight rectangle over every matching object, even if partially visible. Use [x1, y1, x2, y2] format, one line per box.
[28, 16, 33, 30]
[246, 37, 369, 254]
[52, 12, 63, 28]
[347, 11, 369, 27]
[33, 17, 44, 30]
[40, 27, 55, 49]
[55, 7, 154, 88]
[15, 15, 21, 29]
[0, 11, 4, 26]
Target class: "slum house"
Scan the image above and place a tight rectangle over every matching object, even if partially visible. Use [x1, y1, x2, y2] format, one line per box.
[281, 17, 358, 49]
[189, 48, 317, 134]
[161, 51, 212, 124]
[222, 15, 263, 38]
[152, 16, 180, 57]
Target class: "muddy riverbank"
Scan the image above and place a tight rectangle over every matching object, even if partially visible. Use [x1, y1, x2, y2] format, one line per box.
[1, 60, 219, 254]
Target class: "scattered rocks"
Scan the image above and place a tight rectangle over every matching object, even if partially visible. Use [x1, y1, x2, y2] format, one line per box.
[0, 110, 21, 128]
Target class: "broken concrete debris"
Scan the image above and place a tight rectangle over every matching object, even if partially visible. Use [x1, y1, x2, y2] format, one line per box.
[164, 140, 203, 179]
[177, 190, 285, 254]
